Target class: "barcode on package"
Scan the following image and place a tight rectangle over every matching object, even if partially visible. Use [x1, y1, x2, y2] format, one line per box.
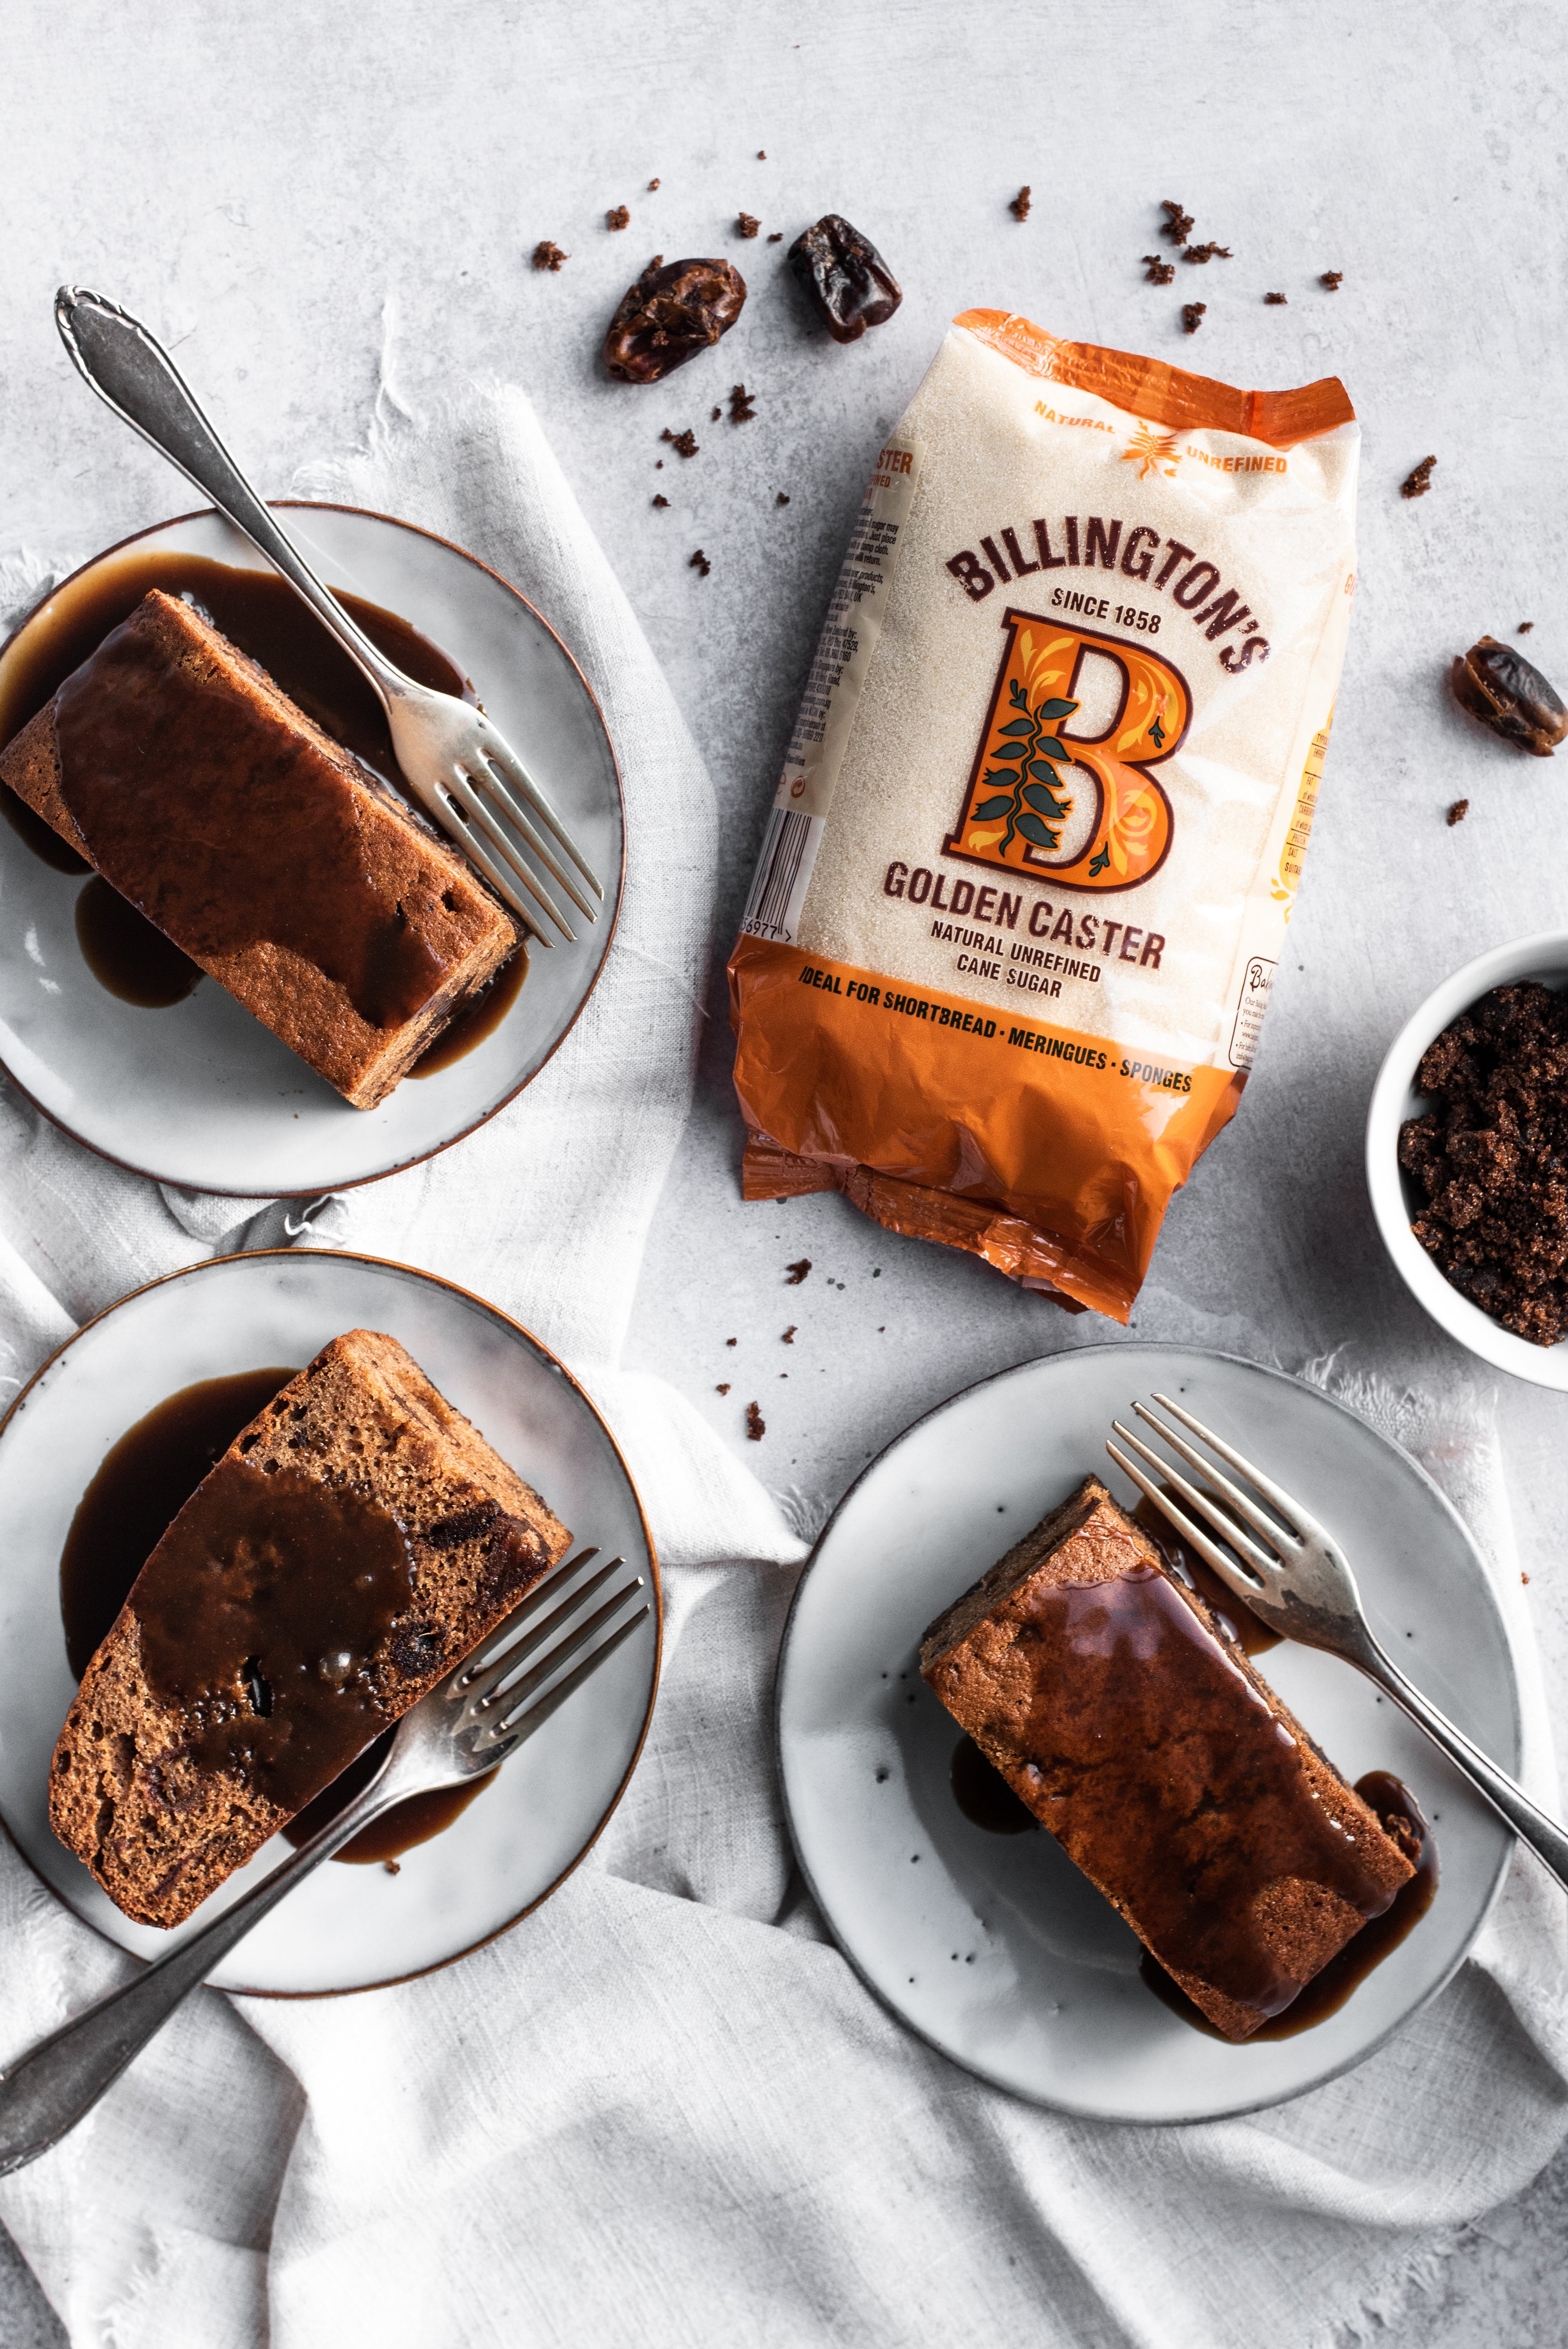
[740, 806, 825, 945]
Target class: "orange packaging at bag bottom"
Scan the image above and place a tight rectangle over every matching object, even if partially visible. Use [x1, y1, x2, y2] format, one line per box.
[729, 937, 1243, 1322]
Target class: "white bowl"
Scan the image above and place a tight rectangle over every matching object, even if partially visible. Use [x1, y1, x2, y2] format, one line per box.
[1365, 930, 1568, 1389]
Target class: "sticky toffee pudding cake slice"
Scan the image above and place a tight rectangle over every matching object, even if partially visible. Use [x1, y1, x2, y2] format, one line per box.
[0, 589, 517, 1107]
[920, 1476, 1415, 2040]
[49, 1331, 571, 1928]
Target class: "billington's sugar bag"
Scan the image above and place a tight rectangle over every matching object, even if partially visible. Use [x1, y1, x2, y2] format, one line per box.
[728, 312, 1358, 1320]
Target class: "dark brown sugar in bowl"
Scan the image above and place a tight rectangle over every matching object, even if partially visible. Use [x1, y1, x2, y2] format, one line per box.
[1399, 979, 1568, 1344]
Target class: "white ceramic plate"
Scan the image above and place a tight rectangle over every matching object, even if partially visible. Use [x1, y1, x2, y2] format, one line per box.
[777, 1345, 1520, 2123]
[0, 1250, 659, 1996]
[0, 504, 623, 1196]
[1366, 930, 1568, 1390]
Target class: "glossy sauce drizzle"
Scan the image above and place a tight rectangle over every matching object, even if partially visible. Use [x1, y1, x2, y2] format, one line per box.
[59, 1368, 496, 1861]
[1141, 1771, 1438, 2038]
[992, 1563, 1404, 2020]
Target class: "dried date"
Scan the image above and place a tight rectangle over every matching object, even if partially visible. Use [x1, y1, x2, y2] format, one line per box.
[1450, 637, 1568, 757]
[787, 214, 902, 344]
[603, 255, 747, 384]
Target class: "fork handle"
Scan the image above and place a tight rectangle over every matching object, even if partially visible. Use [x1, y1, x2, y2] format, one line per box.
[0, 1757, 412, 2178]
[54, 285, 411, 710]
[1364, 1639, 1568, 1894]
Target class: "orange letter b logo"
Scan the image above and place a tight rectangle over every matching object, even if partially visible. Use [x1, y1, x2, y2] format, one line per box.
[943, 609, 1191, 891]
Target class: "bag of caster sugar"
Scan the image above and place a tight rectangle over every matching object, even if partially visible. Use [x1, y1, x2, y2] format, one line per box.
[728, 311, 1358, 1320]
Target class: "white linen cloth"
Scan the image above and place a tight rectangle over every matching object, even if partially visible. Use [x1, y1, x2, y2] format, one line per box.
[0, 386, 1564, 2349]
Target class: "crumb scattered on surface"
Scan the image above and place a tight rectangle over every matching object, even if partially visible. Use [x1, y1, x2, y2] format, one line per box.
[1401, 455, 1437, 499]
[1010, 186, 1031, 221]
[746, 1401, 765, 1440]
[652, 493, 669, 507]
[1321, 269, 1343, 290]
[782, 1324, 797, 1344]
[1265, 291, 1287, 304]
[1400, 980, 1568, 1345]
[1447, 798, 1469, 825]
[757, 149, 766, 159]
[384, 1861, 400, 1876]
[737, 211, 761, 238]
[1523, 1572, 1531, 1583]
[716, 1382, 730, 1395]
[767, 232, 783, 242]
[1521, 622, 1535, 634]
[729, 382, 757, 422]
[689, 548, 711, 577]
[726, 1336, 737, 1345]
[606, 205, 630, 231]
[661, 426, 699, 457]
[1161, 199, 1194, 243]
[531, 240, 568, 271]
[785, 1258, 811, 1283]
[648, 178, 661, 190]
[1183, 241, 1232, 262]
[712, 406, 722, 420]
[1182, 303, 1206, 333]
[1142, 255, 1175, 284]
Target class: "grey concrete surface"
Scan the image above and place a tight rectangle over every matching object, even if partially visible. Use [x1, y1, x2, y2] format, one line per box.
[2, 1, 1566, 2341]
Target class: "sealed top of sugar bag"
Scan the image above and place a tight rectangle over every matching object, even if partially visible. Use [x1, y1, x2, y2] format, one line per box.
[729, 315, 1358, 1321]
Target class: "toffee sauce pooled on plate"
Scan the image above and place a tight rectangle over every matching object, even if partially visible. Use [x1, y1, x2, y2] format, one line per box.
[59, 1368, 494, 1862]
[1141, 1772, 1438, 2039]
[950, 1734, 1038, 1833]
[1, 550, 523, 1064]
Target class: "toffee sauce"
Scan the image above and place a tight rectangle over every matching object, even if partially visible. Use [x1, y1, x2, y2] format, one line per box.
[1140, 1772, 1438, 2039]
[2, 551, 521, 1066]
[950, 1735, 1038, 1834]
[943, 1561, 1403, 2021]
[59, 1368, 493, 1862]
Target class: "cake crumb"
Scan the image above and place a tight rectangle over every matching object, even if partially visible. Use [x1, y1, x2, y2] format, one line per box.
[729, 382, 757, 422]
[384, 1860, 401, 1876]
[716, 1382, 730, 1395]
[1321, 269, 1343, 290]
[726, 1336, 737, 1345]
[767, 232, 783, 242]
[1182, 303, 1206, 333]
[1141, 255, 1175, 284]
[1447, 798, 1469, 825]
[661, 426, 699, 458]
[1520, 621, 1535, 633]
[1183, 241, 1232, 263]
[757, 149, 767, 159]
[1161, 199, 1194, 244]
[648, 178, 661, 191]
[1401, 455, 1437, 499]
[737, 211, 761, 239]
[689, 548, 711, 577]
[531, 240, 568, 271]
[1523, 1572, 1531, 1583]
[785, 1258, 812, 1283]
[746, 1401, 765, 1440]
[1009, 186, 1032, 222]
[652, 493, 669, 507]
[1264, 291, 1287, 304]
[606, 205, 630, 231]
[782, 1324, 797, 1343]
[776, 491, 790, 505]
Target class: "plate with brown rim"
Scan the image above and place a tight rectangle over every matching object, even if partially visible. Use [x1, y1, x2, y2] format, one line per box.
[0, 1248, 660, 1996]
[776, 1345, 1521, 2122]
[0, 503, 623, 1196]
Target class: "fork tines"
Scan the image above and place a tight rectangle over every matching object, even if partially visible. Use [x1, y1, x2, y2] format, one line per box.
[453, 714, 602, 949]
[453, 1545, 648, 1755]
[1106, 1392, 1300, 1595]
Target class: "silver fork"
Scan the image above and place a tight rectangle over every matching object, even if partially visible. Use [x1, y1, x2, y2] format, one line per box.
[53, 286, 602, 950]
[0, 1545, 647, 2176]
[1108, 1393, 1568, 1894]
